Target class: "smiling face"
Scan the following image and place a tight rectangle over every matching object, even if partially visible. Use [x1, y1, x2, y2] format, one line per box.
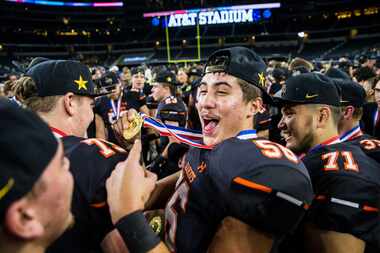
[131, 72, 145, 90]
[196, 72, 257, 146]
[177, 70, 188, 85]
[278, 104, 316, 154]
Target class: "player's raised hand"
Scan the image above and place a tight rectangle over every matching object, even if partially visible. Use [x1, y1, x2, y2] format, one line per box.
[106, 139, 157, 224]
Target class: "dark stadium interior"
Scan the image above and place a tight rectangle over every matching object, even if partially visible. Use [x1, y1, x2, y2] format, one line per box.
[0, 0, 379, 75]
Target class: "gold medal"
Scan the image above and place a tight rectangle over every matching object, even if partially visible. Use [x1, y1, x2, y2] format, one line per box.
[149, 216, 162, 235]
[122, 113, 143, 140]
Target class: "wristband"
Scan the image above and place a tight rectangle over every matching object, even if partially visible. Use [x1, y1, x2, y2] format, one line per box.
[115, 210, 161, 253]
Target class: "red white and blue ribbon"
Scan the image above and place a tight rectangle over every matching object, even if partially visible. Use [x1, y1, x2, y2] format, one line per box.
[50, 127, 67, 139]
[110, 93, 123, 121]
[339, 125, 363, 142]
[140, 113, 257, 149]
[308, 135, 341, 153]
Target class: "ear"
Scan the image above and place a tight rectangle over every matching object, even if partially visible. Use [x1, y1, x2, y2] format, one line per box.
[343, 106, 354, 120]
[4, 198, 44, 240]
[247, 97, 264, 118]
[63, 92, 76, 117]
[316, 106, 330, 128]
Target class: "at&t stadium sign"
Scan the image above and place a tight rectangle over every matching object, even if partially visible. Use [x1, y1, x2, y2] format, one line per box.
[144, 3, 281, 27]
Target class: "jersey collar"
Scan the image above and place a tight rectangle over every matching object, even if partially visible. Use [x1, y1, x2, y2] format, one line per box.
[309, 135, 341, 153]
[340, 125, 363, 142]
[50, 127, 68, 139]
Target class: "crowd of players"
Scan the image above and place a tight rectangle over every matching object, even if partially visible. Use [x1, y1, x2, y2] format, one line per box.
[0, 46, 380, 253]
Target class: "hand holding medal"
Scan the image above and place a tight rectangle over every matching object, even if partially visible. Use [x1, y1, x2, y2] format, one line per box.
[112, 109, 143, 149]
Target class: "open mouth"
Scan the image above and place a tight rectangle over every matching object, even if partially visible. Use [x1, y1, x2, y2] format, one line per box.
[203, 118, 219, 135]
[281, 131, 292, 142]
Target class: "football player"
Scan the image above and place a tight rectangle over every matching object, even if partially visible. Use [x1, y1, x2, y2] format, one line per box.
[334, 79, 380, 164]
[277, 73, 380, 253]
[19, 59, 130, 253]
[105, 47, 314, 253]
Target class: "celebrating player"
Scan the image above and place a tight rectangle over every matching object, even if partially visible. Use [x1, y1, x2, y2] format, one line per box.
[105, 47, 314, 253]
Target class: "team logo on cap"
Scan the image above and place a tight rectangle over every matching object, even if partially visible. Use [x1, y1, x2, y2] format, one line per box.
[166, 77, 172, 83]
[0, 178, 15, 200]
[258, 72, 266, 87]
[74, 75, 88, 90]
[305, 93, 318, 99]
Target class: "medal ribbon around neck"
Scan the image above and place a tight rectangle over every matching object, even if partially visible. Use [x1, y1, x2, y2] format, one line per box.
[139, 113, 257, 149]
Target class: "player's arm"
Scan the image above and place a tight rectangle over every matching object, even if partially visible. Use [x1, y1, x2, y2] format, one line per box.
[106, 140, 171, 253]
[208, 217, 273, 253]
[303, 223, 365, 253]
[101, 229, 129, 253]
[145, 170, 181, 210]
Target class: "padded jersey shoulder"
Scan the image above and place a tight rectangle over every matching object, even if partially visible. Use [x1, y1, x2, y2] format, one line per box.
[208, 137, 310, 183]
[302, 142, 380, 185]
[351, 134, 380, 164]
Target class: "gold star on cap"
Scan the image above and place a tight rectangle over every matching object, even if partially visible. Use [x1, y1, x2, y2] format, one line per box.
[166, 77, 172, 83]
[258, 72, 266, 87]
[0, 178, 14, 200]
[74, 75, 88, 90]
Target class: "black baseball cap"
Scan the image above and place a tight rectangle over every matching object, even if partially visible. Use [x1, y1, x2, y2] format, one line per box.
[26, 57, 50, 71]
[355, 66, 376, 82]
[333, 79, 366, 107]
[187, 67, 202, 77]
[26, 59, 103, 97]
[325, 67, 351, 80]
[291, 66, 310, 76]
[99, 71, 119, 89]
[131, 66, 145, 76]
[203, 46, 271, 103]
[0, 98, 58, 225]
[275, 72, 341, 107]
[153, 70, 178, 86]
[272, 67, 288, 81]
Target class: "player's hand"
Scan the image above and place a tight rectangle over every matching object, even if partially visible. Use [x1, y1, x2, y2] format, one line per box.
[111, 109, 141, 150]
[106, 139, 158, 224]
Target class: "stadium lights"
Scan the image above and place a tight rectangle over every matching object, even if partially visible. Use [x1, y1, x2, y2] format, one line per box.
[5, 0, 123, 7]
[62, 17, 69, 25]
[298, 31, 308, 38]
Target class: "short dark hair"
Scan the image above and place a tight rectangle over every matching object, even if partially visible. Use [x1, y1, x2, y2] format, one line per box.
[160, 82, 176, 96]
[308, 104, 341, 125]
[235, 77, 262, 103]
[352, 107, 363, 121]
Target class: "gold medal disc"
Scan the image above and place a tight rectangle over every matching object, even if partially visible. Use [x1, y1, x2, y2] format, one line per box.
[122, 113, 143, 140]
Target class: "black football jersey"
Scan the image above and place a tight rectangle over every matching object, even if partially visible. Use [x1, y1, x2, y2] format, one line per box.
[346, 134, 380, 165]
[124, 89, 147, 111]
[164, 137, 314, 253]
[47, 136, 127, 253]
[95, 95, 128, 126]
[302, 142, 380, 247]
